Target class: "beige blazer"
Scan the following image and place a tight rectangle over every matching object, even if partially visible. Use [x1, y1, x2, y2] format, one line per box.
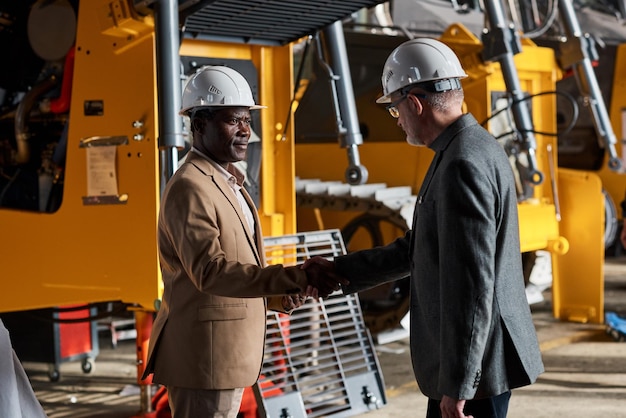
[143, 152, 307, 389]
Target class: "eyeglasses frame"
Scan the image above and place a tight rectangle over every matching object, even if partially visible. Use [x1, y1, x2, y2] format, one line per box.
[385, 88, 428, 118]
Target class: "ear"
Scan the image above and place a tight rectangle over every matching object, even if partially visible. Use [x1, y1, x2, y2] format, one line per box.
[191, 117, 205, 134]
[407, 94, 423, 116]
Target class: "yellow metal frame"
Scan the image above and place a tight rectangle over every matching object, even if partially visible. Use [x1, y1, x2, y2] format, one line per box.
[179, 40, 296, 238]
[555, 169, 604, 322]
[0, 0, 161, 312]
[0, 0, 297, 313]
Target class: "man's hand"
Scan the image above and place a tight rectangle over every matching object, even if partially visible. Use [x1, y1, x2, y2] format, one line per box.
[301, 256, 349, 299]
[440, 395, 473, 418]
[281, 294, 307, 312]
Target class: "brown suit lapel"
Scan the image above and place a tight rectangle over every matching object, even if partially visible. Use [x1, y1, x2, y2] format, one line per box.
[187, 152, 263, 266]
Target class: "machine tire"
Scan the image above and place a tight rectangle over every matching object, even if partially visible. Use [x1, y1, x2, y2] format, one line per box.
[341, 213, 408, 250]
[341, 213, 410, 334]
[604, 189, 618, 251]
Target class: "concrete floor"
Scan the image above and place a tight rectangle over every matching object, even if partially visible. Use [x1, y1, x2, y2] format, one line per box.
[24, 257, 626, 418]
[365, 311, 626, 417]
[360, 257, 626, 418]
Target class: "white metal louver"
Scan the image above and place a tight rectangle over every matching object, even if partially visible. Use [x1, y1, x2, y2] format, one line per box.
[259, 229, 386, 417]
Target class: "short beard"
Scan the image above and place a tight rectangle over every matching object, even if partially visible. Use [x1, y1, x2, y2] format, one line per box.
[406, 135, 426, 147]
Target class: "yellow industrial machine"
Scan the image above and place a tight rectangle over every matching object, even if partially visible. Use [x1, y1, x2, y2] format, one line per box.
[557, 40, 626, 254]
[0, 0, 387, 412]
[293, 20, 604, 329]
[291, 0, 626, 331]
[520, 0, 626, 255]
[0, 0, 619, 413]
[0, 1, 388, 313]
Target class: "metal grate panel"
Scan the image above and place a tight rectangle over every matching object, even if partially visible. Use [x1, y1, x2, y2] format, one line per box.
[260, 230, 386, 417]
[180, 0, 388, 45]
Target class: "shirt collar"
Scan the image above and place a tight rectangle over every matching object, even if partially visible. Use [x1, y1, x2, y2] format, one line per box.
[191, 146, 245, 188]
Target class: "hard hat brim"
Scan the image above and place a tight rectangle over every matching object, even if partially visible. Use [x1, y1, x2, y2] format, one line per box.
[375, 94, 391, 104]
[180, 103, 267, 116]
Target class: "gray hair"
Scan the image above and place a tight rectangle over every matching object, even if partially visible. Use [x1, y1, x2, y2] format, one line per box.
[426, 89, 464, 112]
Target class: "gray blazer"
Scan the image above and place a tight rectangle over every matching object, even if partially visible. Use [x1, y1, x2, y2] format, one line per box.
[336, 114, 544, 400]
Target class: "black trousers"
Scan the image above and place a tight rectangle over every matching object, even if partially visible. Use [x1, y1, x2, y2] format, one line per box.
[426, 391, 511, 418]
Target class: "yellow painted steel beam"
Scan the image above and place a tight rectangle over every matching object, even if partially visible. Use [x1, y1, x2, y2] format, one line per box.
[517, 203, 566, 253]
[179, 40, 296, 238]
[255, 44, 297, 238]
[554, 169, 604, 323]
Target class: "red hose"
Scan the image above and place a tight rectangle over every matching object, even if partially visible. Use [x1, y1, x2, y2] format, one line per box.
[50, 45, 75, 114]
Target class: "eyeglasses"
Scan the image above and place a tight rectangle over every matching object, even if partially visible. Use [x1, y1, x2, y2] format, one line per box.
[386, 95, 408, 118]
[385, 93, 427, 118]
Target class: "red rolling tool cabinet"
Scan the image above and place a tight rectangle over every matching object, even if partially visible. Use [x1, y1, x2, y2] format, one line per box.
[1, 304, 99, 381]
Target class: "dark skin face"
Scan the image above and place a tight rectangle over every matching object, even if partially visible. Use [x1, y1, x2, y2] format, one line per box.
[191, 107, 252, 168]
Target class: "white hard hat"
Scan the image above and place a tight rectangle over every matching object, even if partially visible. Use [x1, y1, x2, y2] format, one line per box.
[377, 38, 468, 104]
[180, 65, 266, 115]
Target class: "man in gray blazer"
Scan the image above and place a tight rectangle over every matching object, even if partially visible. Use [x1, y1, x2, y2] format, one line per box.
[143, 65, 344, 418]
[303, 38, 544, 418]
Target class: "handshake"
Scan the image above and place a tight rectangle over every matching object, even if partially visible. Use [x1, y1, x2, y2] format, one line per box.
[281, 256, 350, 311]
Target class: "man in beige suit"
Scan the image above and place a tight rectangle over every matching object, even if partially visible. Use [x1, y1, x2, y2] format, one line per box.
[142, 65, 345, 418]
